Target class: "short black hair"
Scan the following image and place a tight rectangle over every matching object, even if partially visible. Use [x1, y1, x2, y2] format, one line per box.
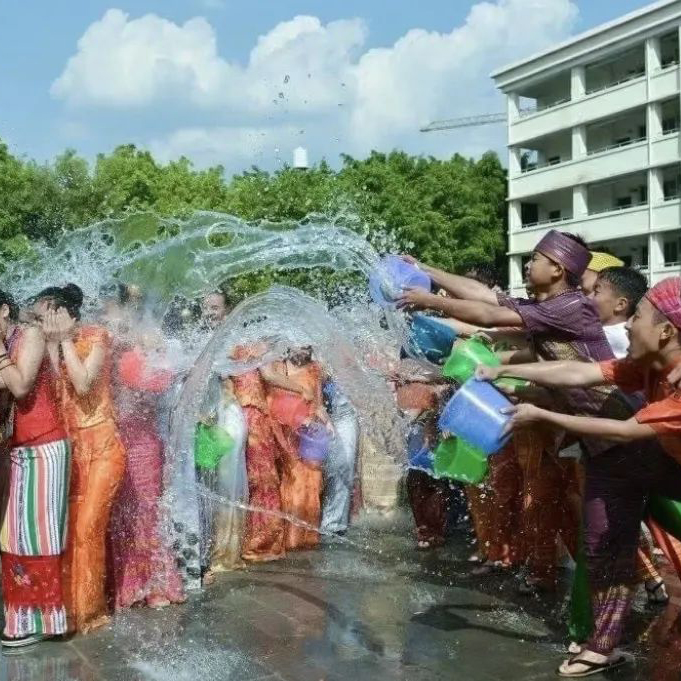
[35, 283, 84, 320]
[464, 262, 499, 289]
[597, 266, 648, 317]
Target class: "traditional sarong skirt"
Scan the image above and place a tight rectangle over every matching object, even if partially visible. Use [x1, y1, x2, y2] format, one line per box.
[0, 439, 71, 637]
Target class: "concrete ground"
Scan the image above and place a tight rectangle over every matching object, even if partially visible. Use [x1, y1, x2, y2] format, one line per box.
[1, 517, 678, 681]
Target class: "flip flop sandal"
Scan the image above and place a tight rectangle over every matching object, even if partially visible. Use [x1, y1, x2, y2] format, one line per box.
[645, 579, 670, 605]
[557, 653, 627, 678]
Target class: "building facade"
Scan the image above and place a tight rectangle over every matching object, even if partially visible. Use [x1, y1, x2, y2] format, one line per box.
[492, 0, 681, 295]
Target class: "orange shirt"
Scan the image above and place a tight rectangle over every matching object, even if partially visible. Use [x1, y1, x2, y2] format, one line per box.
[600, 358, 681, 464]
[60, 325, 116, 431]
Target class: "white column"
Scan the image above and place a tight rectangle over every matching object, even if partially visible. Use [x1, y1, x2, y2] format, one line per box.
[650, 232, 664, 281]
[649, 167, 664, 205]
[573, 184, 588, 218]
[507, 92, 520, 121]
[509, 200, 522, 232]
[648, 100, 662, 139]
[646, 36, 662, 74]
[570, 66, 585, 100]
[572, 125, 586, 159]
[509, 147, 521, 175]
[509, 255, 523, 293]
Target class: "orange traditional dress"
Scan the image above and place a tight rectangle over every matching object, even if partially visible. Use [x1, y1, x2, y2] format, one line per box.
[59, 325, 126, 633]
[268, 360, 324, 551]
[232, 356, 286, 562]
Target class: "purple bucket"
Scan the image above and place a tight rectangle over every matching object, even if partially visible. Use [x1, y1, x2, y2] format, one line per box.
[369, 255, 431, 307]
[298, 422, 332, 462]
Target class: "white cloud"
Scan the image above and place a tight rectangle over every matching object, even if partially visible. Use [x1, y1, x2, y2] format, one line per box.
[52, 1, 579, 170]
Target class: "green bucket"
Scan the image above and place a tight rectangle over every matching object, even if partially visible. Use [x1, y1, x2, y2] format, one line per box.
[648, 495, 681, 541]
[194, 422, 235, 470]
[494, 375, 530, 391]
[442, 338, 500, 384]
[433, 437, 488, 484]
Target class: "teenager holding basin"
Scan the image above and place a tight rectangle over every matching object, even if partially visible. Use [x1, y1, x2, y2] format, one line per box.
[475, 276, 681, 677]
[397, 231, 634, 597]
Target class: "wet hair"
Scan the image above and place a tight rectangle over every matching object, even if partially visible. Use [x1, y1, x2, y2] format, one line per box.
[0, 289, 19, 321]
[464, 262, 499, 289]
[35, 283, 84, 320]
[597, 267, 648, 318]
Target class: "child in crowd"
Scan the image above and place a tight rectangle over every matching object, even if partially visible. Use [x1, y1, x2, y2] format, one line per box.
[478, 277, 681, 676]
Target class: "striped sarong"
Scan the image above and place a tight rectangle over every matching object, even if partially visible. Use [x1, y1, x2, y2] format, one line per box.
[1, 439, 71, 637]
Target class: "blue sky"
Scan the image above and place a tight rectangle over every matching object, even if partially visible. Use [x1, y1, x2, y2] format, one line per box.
[0, 0, 654, 173]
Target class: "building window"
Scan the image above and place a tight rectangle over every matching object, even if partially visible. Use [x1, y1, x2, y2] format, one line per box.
[548, 210, 562, 221]
[616, 196, 632, 209]
[664, 239, 680, 267]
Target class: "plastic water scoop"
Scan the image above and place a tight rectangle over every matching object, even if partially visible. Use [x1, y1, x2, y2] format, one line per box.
[438, 378, 512, 455]
[442, 337, 500, 384]
[194, 423, 235, 470]
[369, 255, 431, 307]
[406, 314, 458, 364]
[298, 422, 332, 463]
[433, 438, 488, 484]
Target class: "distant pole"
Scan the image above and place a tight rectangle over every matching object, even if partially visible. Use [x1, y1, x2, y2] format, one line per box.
[293, 146, 309, 171]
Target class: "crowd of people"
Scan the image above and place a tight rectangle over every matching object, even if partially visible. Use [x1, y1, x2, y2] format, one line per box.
[396, 229, 681, 677]
[0, 228, 680, 678]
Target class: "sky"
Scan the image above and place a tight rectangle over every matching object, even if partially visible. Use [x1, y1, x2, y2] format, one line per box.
[0, 0, 656, 174]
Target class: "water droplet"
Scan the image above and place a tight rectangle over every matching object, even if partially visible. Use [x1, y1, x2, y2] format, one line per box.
[278, 92, 285, 99]
[284, 74, 290, 84]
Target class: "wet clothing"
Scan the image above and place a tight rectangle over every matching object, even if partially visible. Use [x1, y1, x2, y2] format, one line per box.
[59, 326, 126, 633]
[233, 364, 285, 562]
[1, 328, 70, 639]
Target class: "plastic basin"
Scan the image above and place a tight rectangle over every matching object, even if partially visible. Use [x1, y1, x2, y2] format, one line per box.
[369, 255, 431, 307]
[406, 314, 458, 364]
[433, 438, 488, 484]
[298, 422, 332, 462]
[442, 338, 500, 384]
[194, 423, 234, 470]
[438, 378, 512, 455]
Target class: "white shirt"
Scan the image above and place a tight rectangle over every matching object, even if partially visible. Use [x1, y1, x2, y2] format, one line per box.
[604, 322, 629, 360]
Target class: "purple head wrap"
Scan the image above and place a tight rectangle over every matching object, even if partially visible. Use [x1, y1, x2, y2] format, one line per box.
[535, 230, 590, 277]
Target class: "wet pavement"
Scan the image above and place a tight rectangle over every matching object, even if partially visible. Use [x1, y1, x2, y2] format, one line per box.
[1, 515, 679, 681]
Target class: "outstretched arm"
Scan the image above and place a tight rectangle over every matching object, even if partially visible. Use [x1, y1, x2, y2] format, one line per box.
[396, 290, 522, 328]
[505, 403, 655, 443]
[477, 359, 606, 388]
[0, 326, 45, 399]
[406, 257, 498, 304]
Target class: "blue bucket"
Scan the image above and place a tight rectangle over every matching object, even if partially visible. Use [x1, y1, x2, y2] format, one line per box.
[438, 378, 512, 455]
[369, 255, 431, 307]
[406, 314, 458, 363]
[298, 422, 332, 463]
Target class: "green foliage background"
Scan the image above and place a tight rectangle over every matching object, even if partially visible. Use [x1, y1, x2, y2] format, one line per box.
[0, 141, 508, 294]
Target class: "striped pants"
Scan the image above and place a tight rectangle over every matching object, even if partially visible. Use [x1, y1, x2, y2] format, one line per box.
[0, 439, 71, 638]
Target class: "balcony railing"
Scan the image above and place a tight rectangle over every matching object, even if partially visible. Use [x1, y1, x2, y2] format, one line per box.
[585, 68, 646, 95]
[518, 97, 571, 118]
[520, 156, 568, 174]
[587, 135, 646, 156]
[588, 199, 648, 216]
[521, 215, 573, 229]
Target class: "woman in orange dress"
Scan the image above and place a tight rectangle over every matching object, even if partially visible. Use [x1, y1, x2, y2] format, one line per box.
[263, 347, 329, 551]
[36, 285, 126, 634]
[231, 345, 285, 562]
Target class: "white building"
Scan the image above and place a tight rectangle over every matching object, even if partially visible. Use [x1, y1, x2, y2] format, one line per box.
[492, 0, 681, 295]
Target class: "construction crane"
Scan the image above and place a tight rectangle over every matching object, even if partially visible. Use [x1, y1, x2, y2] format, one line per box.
[420, 112, 507, 132]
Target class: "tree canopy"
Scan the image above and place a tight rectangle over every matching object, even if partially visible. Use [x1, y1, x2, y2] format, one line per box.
[0, 142, 508, 285]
